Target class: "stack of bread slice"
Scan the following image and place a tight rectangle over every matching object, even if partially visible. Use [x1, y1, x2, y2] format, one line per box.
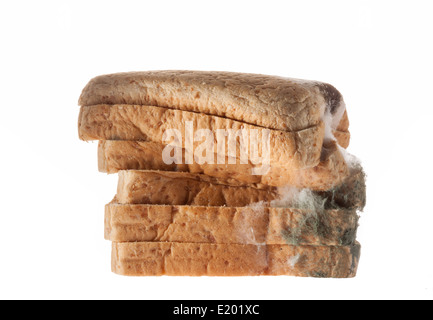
[78, 71, 366, 278]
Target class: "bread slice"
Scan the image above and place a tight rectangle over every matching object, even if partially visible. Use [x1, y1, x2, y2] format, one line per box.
[115, 166, 365, 209]
[111, 241, 360, 277]
[79, 104, 327, 170]
[79, 71, 348, 133]
[105, 203, 359, 246]
[116, 170, 279, 206]
[99, 139, 349, 190]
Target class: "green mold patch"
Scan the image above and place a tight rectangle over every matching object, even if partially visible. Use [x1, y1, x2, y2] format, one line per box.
[272, 157, 365, 246]
[281, 208, 359, 246]
[320, 165, 367, 211]
[273, 164, 366, 212]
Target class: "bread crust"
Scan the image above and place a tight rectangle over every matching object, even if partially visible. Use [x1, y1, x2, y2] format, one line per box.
[111, 241, 360, 277]
[105, 203, 359, 246]
[79, 71, 348, 132]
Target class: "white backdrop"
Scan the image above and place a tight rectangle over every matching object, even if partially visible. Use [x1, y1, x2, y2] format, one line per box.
[0, 0, 432, 300]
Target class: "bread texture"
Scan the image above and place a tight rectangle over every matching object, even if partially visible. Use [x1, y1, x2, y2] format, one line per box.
[333, 130, 350, 149]
[105, 203, 359, 246]
[99, 139, 349, 190]
[79, 104, 326, 170]
[116, 167, 366, 209]
[116, 170, 278, 206]
[111, 241, 360, 277]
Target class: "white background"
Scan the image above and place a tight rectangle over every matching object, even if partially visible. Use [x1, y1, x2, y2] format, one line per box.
[0, 0, 432, 300]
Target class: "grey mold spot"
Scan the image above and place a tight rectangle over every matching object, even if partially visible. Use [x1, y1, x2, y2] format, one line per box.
[316, 83, 343, 115]
[349, 244, 361, 273]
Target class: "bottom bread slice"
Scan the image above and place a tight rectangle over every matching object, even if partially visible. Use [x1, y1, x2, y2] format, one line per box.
[112, 242, 360, 278]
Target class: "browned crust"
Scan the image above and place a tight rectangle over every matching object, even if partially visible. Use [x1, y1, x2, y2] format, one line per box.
[337, 110, 350, 132]
[333, 130, 351, 149]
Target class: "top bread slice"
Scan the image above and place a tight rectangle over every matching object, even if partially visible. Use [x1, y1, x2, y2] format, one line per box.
[79, 70, 349, 133]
